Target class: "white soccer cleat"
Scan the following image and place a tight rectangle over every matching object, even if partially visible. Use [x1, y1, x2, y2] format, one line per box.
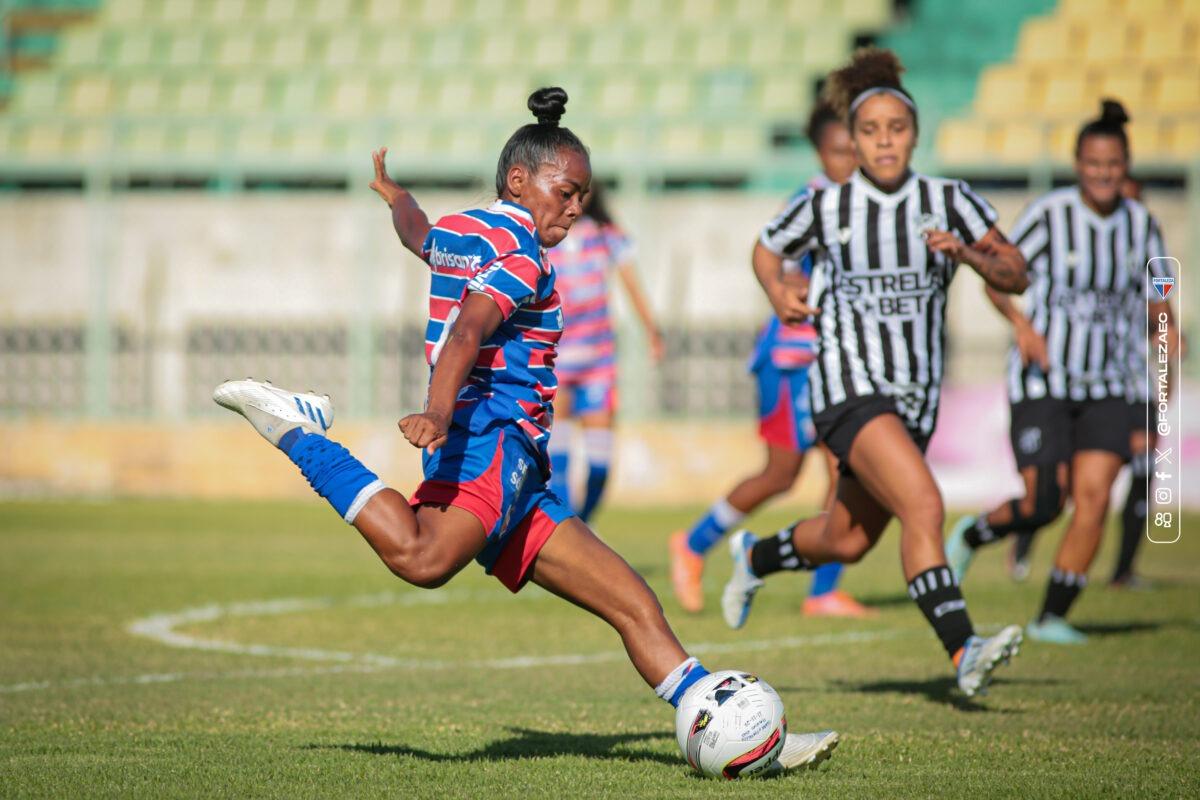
[762, 730, 839, 775]
[721, 530, 764, 630]
[212, 378, 333, 447]
[956, 624, 1023, 697]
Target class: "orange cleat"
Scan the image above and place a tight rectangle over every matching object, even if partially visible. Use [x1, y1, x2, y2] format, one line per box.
[669, 531, 706, 613]
[802, 590, 877, 619]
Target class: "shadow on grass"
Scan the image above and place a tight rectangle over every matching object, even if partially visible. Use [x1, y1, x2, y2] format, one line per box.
[308, 727, 679, 766]
[1073, 620, 1162, 637]
[817, 676, 1044, 712]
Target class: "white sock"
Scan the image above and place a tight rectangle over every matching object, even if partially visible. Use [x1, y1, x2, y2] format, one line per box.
[344, 479, 387, 523]
[710, 497, 746, 529]
[654, 656, 700, 702]
[549, 419, 576, 456]
[583, 427, 614, 467]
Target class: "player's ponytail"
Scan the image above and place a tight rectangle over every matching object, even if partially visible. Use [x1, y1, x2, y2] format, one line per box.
[495, 87, 589, 197]
[826, 47, 917, 132]
[1076, 98, 1130, 159]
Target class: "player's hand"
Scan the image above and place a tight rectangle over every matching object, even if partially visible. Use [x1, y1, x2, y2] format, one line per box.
[768, 282, 818, 325]
[369, 147, 403, 207]
[1015, 321, 1050, 372]
[923, 229, 969, 262]
[398, 410, 450, 454]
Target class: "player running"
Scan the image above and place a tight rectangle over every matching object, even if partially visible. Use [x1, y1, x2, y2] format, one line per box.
[945, 100, 1179, 643]
[546, 184, 664, 523]
[669, 101, 873, 619]
[212, 88, 836, 771]
[718, 49, 1028, 697]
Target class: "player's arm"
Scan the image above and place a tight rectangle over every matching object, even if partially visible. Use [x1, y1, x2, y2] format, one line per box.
[753, 241, 817, 323]
[926, 227, 1029, 294]
[369, 147, 432, 258]
[400, 292, 503, 454]
[615, 261, 665, 362]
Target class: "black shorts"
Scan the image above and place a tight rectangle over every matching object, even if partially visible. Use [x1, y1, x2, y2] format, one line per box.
[814, 394, 931, 475]
[1127, 399, 1149, 433]
[1009, 396, 1131, 469]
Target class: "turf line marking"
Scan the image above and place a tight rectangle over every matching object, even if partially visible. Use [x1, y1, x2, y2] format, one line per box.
[0, 591, 908, 694]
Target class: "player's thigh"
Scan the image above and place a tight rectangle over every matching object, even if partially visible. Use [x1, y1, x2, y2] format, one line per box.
[825, 471, 893, 554]
[1068, 450, 1124, 513]
[764, 444, 805, 481]
[530, 516, 663, 627]
[845, 413, 942, 523]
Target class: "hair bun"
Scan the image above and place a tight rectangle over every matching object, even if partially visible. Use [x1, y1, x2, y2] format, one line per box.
[528, 87, 568, 127]
[1099, 98, 1130, 126]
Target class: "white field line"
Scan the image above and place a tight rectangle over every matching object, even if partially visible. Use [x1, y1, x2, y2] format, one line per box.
[1, 589, 908, 695]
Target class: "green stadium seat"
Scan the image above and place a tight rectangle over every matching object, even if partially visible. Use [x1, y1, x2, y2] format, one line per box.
[175, 75, 217, 114]
[423, 29, 472, 69]
[657, 122, 709, 158]
[675, 0, 725, 25]
[430, 74, 478, 115]
[120, 75, 166, 114]
[21, 120, 73, 157]
[264, 31, 311, 70]
[570, 0, 621, 25]
[446, 124, 488, 159]
[698, 70, 752, 115]
[326, 75, 371, 117]
[278, 75, 321, 115]
[233, 121, 280, 158]
[729, 0, 775, 25]
[112, 30, 159, 69]
[478, 33, 520, 67]
[415, 0, 464, 25]
[261, 0, 308, 25]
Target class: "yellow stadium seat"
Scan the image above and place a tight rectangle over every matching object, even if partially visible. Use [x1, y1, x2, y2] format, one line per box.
[214, 32, 256, 69]
[121, 121, 175, 155]
[431, 75, 478, 115]
[742, 28, 791, 69]
[66, 76, 114, 117]
[715, 124, 763, 158]
[1134, 19, 1195, 64]
[1118, 0, 1180, 19]
[378, 77, 425, 110]
[1048, 120, 1081, 160]
[532, 32, 573, 68]
[234, 122, 280, 158]
[425, 30, 471, 69]
[517, 0, 569, 23]
[1154, 69, 1200, 114]
[802, 24, 850, 71]
[57, 29, 106, 68]
[210, 0, 247, 25]
[179, 124, 222, 158]
[311, 0, 354, 25]
[324, 31, 368, 69]
[1017, 17, 1077, 65]
[121, 76, 166, 114]
[159, 0, 199, 24]
[446, 126, 488, 159]
[1092, 66, 1148, 111]
[485, 77, 536, 115]
[279, 76, 322, 115]
[779, 0, 830, 24]
[730, 0, 774, 24]
[226, 76, 269, 114]
[975, 65, 1035, 119]
[113, 31, 158, 69]
[1127, 118, 1167, 159]
[585, 29, 635, 67]
[572, 0, 621, 25]
[756, 73, 810, 117]
[649, 76, 695, 117]
[104, 0, 150, 25]
[837, 0, 893, 30]
[658, 122, 709, 158]
[264, 32, 311, 70]
[597, 76, 642, 116]
[388, 122, 437, 157]
[692, 29, 741, 68]
[74, 123, 109, 157]
[936, 119, 991, 165]
[175, 75, 217, 114]
[285, 124, 332, 159]
[1058, 0, 1122, 20]
[996, 121, 1048, 164]
[374, 32, 421, 68]
[262, 0, 306, 24]
[415, 0, 463, 24]
[1041, 70, 1094, 118]
[478, 34, 520, 67]
[1081, 22, 1133, 66]
[1166, 118, 1200, 160]
[22, 121, 73, 158]
[637, 30, 691, 67]
[676, 0, 723, 24]
[164, 32, 207, 69]
[459, 0, 516, 24]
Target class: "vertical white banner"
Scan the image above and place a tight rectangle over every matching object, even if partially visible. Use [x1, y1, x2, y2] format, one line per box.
[1146, 258, 1181, 544]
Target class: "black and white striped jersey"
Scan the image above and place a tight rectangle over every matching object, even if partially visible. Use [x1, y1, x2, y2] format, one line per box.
[1005, 186, 1170, 404]
[760, 170, 999, 436]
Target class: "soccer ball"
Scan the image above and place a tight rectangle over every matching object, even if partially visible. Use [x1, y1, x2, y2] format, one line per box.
[674, 670, 787, 779]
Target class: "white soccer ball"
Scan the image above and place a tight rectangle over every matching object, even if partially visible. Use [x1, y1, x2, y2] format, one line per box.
[674, 670, 787, 779]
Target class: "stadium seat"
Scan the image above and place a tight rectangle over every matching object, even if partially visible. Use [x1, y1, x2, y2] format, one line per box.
[374, 31, 421, 68]
[698, 70, 752, 115]
[312, 0, 355, 26]
[233, 122, 280, 158]
[430, 74, 477, 115]
[740, 28, 791, 69]
[214, 31, 256, 69]
[778, 0, 831, 25]
[835, 0, 893, 30]
[1016, 16, 1075, 65]
[424, 29, 472, 69]
[179, 123, 222, 157]
[532, 32, 573, 69]
[715, 123, 763, 158]
[264, 31, 311, 70]
[996, 121, 1047, 163]
[657, 122, 709, 158]
[22, 120, 73, 157]
[1047, 120, 1080, 160]
[637, 29, 691, 67]
[112, 30, 158, 68]
[1127, 118, 1167, 159]
[277, 76, 321, 115]
[163, 31, 207, 69]
[175, 75, 217, 115]
[210, 0, 247, 25]
[324, 31, 367, 69]
[122, 120, 175, 155]
[120, 75, 166, 114]
[159, 0, 198, 24]
[1057, 0, 1123, 20]
[10, 73, 62, 114]
[648, 76, 695, 117]
[66, 75, 113, 116]
[1092, 66, 1148, 111]
[756, 73, 810, 117]
[56, 28, 106, 68]
[261, 0, 303, 25]
[226, 75, 269, 114]
[584, 29, 634, 67]
[1166, 118, 1200, 160]
[478, 33, 520, 68]
[1040, 70, 1093, 118]
[103, 0, 150, 25]
[802, 24, 851, 71]
[414, 0, 462, 25]
[597, 75, 642, 117]
[377, 76, 425, 111]
[1080, 22, 1132, 66]
[1134, 19, 1194, 65]
[692, 29, 742, 68]
[974, 65, 1034, 118]
[1154, 69, 1200, 115]
[571, 0, 621, 25]
[936, 118, 991, 164]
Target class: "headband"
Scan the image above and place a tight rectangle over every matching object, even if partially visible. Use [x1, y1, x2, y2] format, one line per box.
[849, 86, 916, 116]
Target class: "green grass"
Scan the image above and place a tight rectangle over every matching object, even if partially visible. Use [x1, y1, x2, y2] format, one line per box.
[1, 500, 1198, 799]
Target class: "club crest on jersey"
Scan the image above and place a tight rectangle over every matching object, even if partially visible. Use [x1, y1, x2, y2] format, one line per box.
[837, 227, 852, 244]
[1152, 276, 1175, 300]
[916, 213, 945, 235]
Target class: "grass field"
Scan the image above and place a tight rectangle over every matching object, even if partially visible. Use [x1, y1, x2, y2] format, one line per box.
[2, 500, 1197, 799]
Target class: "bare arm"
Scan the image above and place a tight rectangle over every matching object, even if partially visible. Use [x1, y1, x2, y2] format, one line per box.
[926, 227, 1029, 294]
[398, 292, 503, 453]
[615, 261, 665, 362]
[752, 240, 817, 324]
[369, 147, 433, 258]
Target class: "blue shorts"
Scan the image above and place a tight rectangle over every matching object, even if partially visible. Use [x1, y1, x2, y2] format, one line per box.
[410, 423, 573, 592]
[754, 362, 817, 453]
[559, 372, 617, 416]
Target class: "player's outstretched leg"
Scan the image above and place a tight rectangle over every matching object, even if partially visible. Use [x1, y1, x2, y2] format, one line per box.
[531, 516, 837, 773]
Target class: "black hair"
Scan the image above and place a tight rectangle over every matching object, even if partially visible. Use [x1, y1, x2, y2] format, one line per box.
[584, 182, 614, 226]
[494, 87, 589, 197]
[1076, 98, 1130, 159]
[806, 99, 843, 149]
[826, 47, 917, 132]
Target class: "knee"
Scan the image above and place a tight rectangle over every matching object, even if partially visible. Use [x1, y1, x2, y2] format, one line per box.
[381, 546, 454, 590]
[1017, 468, 1066, 526]
[894, 490, 945, 535]
[828, 531, 871, 564]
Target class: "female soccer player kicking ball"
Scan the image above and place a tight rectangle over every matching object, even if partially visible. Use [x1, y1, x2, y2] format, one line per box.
[670, 100, 873, 619]
[719, 50, 1027, 697]
[944, 100, 1179, 644]
[213, 88, 835, 771]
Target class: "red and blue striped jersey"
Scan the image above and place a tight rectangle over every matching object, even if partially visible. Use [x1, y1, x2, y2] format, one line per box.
[547, 216, 631, 382]
[420, 200, 563, 452]
[749, 175, 829, 373]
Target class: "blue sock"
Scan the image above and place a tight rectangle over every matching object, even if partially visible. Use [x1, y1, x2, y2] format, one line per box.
[810, 562, 843, 597]
[655, 657, 710, 707]
[279, 429, 384, 522]
[686, 498, 746, 555]
[579, 464, 608, 523]
[549, 451, 570, 506]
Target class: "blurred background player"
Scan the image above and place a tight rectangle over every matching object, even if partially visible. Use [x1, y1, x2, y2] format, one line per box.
[719, 49, 1028, 697]
[546, 184, 664, 523]
[668, 100, 874, 619]
[213, 88, 836, 771]
[945, 101, 1179, 644]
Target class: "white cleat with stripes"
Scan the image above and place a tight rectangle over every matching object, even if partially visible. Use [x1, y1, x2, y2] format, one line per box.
[212, 378, 333, 447]
[956, 624, 1023, 697]
[762, 730, 839, 776]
